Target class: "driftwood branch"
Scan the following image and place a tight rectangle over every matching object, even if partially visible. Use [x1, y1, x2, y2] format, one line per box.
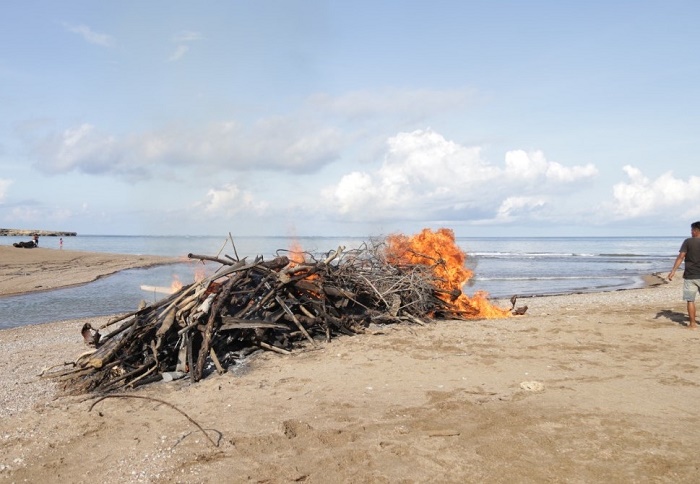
[88, 394, 220, 447]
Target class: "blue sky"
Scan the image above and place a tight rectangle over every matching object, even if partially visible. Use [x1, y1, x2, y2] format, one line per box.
[1, 1, 699, 237]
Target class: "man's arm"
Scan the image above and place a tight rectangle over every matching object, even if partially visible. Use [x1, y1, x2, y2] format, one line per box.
[669, 252, 686, 281]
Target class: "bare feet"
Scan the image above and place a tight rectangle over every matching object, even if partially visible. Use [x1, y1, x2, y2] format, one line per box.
[688, 322, 697, 330]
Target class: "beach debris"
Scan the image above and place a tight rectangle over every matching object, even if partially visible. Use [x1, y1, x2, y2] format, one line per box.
[519, 381, 545, 392]
[139, 284, 178, 295]
[47, 228, 524, 394]
[12, 240, 36, 248]
[512, 305, 528, 316]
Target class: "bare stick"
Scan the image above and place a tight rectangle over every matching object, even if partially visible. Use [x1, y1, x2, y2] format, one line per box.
[229, 232, 240, 261]
[215, 235, 229, 259]
[89, 394, 220, 447]
[258, 341, 292, 355]
[276, 295, 315, 346]
[210, 348, 225, 375]
[188, 253, 234, 266]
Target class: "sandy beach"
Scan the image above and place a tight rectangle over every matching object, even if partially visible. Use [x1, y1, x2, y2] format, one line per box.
[0, 246, 178, 297]
[1, 249, 699, 483]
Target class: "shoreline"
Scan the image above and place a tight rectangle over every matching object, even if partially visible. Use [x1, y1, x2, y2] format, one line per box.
[0, 245, 179, 298]
[0, 244, 667, 300]
[499, 271, 669, 301]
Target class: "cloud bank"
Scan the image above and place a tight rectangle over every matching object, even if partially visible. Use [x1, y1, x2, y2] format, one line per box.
[31, 120, 346, 179]
[321, 129, 598, 224]
[16, 103, 699, 234]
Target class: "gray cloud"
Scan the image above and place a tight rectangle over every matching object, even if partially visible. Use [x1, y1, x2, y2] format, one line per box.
[30, 119, 347, 179]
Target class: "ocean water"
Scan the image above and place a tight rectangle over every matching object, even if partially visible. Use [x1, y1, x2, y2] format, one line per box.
[0, 235, 681, 329]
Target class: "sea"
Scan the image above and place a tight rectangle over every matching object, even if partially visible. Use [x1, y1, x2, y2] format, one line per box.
[0, 235, 682, 330]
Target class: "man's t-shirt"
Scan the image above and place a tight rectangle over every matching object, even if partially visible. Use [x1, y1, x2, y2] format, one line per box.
[680, 237, 700, 279]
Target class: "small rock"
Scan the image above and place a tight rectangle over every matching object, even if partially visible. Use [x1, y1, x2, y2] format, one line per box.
[520, 380, 544, 392]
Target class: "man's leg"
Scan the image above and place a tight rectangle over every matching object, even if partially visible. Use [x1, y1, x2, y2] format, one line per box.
[688, 301, 697, 329]
[683, 280, 698, 329]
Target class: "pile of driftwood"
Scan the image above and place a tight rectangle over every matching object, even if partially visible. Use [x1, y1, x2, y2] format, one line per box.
[48, 239, 515, 394]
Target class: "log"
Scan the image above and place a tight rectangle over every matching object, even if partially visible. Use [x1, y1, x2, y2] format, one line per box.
[194, 275, 237, 381]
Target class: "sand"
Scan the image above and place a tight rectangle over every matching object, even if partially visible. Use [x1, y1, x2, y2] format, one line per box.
[0, 246, 178, 297]
[1, 249, 699, 483]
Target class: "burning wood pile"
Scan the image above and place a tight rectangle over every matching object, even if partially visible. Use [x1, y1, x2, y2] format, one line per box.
[49, 228, 522, 394]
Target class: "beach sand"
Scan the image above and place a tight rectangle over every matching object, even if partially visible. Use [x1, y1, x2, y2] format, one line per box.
[0, 246, 178, 297]
[1, 250, 699, 482]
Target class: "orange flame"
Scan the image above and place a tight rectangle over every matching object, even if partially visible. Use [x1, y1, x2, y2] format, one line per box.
[286, 239, 321, 282]
[289, 240, 306, 266]
[385, 228, 510, 319]
[170, 274, 184, 293]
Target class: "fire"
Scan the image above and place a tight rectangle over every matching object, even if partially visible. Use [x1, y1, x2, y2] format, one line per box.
[385, 228, 511, 319]
[285, 239, 321, 282]
[170, 274, 184, 293]
[288, 240, 306, 265]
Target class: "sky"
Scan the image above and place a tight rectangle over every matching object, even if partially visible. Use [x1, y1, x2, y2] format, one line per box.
[1, 1, 699, 237]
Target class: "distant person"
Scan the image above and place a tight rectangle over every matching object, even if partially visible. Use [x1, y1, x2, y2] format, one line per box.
[59, 237, 63, 249]
[668, 221, 700, 329]
[33, 234, 39, 246]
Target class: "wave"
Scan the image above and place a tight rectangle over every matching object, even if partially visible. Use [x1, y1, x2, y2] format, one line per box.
[472, 251, 671, 259]
[474, 275, 627, 282]
[470, 252, 589, 258]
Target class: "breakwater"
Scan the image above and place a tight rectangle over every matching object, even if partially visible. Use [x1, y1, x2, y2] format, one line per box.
[0, 228, 77, 237]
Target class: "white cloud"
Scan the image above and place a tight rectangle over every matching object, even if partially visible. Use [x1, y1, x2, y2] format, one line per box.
[504, 150, 598, 183]
[26, 88, 482, 180]
[8, 206, 41, 222]
[309, 87, 478, 121]
[197, 183, 269, 216]
[610, 165, 700, 218]
[168, 45, 190, 62]
[0, 178, 12, 202]
[322, 129, 597, 224]
[2, 204, 72, 226]
[329, 171, 374, 214]
[64, 23, 114, 47]
[168, 30, 202, 61]
[34, 124, 131, 176]
[495, 196, 547, 222]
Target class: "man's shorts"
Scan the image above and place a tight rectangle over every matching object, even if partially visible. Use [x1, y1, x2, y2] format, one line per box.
[683, 279, 700, 301]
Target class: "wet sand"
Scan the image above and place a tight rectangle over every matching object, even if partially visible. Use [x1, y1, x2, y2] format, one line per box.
[1, 249, 699, 482]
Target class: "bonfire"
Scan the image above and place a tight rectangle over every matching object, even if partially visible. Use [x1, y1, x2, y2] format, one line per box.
[47, 228, 524, 394]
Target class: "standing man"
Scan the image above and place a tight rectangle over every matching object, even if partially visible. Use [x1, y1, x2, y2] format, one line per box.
[669, 221, 700, 329]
